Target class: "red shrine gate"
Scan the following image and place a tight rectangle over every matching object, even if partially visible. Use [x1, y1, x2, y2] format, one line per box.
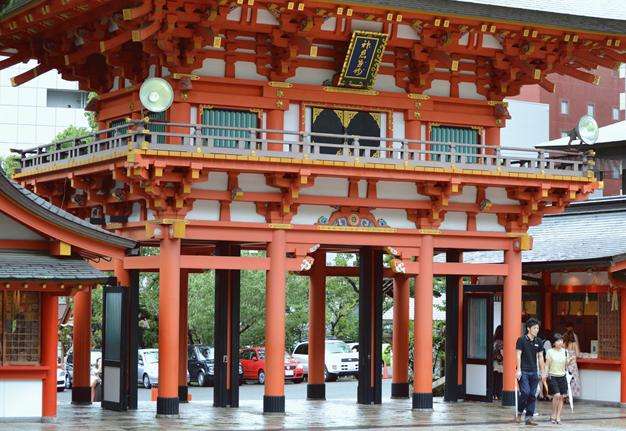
[0, 0, 623, 419]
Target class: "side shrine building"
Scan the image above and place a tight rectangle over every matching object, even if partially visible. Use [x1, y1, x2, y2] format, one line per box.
[0, 0, 624, 419]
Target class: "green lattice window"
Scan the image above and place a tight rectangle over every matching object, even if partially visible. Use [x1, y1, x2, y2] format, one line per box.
[201, 109, 257, 148]
[108, 118, 128, 138]
[430, 125, 479, 163]
[109, 112, 166, 143]
[147, 111, 166, 144]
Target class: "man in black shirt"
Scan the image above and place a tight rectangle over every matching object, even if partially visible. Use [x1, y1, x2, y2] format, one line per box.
[515, 317, 546, 426]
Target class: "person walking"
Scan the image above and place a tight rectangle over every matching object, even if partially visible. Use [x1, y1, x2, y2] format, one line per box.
[492, 325, 503, 401]
[515, 318, 547, 426]
[563, 329, 582, 398]
[545, 333, 572, 424]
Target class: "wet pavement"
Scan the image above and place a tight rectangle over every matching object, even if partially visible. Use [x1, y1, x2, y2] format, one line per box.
[3, 396, 626, 430]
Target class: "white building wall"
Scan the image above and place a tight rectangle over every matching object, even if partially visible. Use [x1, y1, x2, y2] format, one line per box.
[0, 59, 89, 156]
[501, 99, 549, 150]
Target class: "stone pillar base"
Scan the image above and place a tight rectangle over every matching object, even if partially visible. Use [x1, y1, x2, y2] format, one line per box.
[156, 397, 180, 417]
[391, 382, 410, 399]
[263, 395, 285, 413]
[412, 392, 433, 409]
[178, 386, 188, 403]
[71, 386, 92, 405]
[307, 383, 326, 400]
[502, 390, 516, 407]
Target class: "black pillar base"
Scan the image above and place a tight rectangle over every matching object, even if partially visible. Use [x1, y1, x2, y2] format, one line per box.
[263, 395, 285, 413]
[502, 390, 516, 407]
[156, 397, 180, 417]
[178, 386, 188, 403]
[307, 383, 326, 400]
[71, 386, 92, 405]
[412, 392, 433, 409]
[391, 382, 410, 399]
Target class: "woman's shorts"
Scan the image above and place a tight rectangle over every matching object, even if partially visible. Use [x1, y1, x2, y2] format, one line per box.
[548, 375, 568, 395]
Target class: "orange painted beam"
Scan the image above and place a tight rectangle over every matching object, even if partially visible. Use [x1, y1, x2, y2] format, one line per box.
[432, 262, 508, 276]
[0, 194, 127, 259]
[0, 240, 47, 250]
[181, 255, 270, 270]
[41, 293, 58, 418]
[610, 260, 626, 273]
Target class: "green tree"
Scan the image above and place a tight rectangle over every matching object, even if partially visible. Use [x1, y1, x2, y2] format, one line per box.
[0, 155, 20, 177]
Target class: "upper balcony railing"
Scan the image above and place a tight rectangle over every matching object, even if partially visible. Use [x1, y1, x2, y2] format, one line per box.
[15, 121, 593, 177]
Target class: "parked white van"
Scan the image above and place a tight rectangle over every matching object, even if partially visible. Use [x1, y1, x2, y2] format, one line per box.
[292, 339, 358, 381]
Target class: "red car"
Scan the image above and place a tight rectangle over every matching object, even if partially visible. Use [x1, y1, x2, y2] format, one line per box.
[240, 347, 304, 384]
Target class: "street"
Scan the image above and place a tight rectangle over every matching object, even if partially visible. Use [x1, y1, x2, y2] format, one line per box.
[58, 377, 392, 403]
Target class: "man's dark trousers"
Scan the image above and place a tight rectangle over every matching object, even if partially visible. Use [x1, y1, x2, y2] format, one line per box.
[518, 371, 539, 419]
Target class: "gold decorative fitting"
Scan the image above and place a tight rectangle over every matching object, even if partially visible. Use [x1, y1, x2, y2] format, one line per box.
[323, 86, 379, 96]
[213, 36, 222, 48]
[480, 24, 487, 32]
[419, 228, 441, 235]
[434, 18, 441, 27]
[408, 93, 430, 100]
[268, 223, 293, 229]
[288, 1, 295, 10]
[443, 19, 450, 28]
[309, 45, 318, 57]
[172, 73, 199, 80]
[386, 13, 393, 21]
[276, 89, 284, 98]
[276, 100, 285, 108]
[396, 14, 403, 22]
[593, 76, 601, 85]
[346, 8, 353, 16]
[298, 3, 305, 11]
[268, 81, 293, 88]
[337, 6, 343, 15]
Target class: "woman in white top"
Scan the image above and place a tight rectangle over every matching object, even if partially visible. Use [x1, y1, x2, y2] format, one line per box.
[544, 333, 573, 424]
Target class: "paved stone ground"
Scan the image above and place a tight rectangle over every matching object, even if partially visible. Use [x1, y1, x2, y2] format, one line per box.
[3, 397, 626, 430]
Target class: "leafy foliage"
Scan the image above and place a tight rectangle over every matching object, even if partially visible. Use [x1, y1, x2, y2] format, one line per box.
[0, 155, 20, 177]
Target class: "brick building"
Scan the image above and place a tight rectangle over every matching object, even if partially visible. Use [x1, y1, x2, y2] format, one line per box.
[513, 66, 625, 140]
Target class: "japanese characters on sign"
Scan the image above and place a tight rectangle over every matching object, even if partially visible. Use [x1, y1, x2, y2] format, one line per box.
[337, 31, 388, 89]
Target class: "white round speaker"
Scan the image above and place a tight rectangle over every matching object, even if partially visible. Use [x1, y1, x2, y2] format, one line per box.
[139, 77, 174, 113]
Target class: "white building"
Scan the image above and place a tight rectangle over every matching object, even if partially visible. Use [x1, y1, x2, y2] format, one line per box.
[0, 59, 88, 157]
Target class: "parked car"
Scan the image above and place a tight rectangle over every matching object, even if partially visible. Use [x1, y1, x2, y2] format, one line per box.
[138, 348, 159, 388]
[292, 339, 359, 382]
[240, 347, 304, 384]
[56, 362, 67, 392]
[64, 349, 102, 389]
[188, 345, 244, 387]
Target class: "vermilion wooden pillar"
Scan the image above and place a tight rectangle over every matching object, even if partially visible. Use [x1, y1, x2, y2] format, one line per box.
[458, 273, 464, 395]
[72, 288, 92, 404]
[542, 271, 553, 330]
[264, 229, 286, 413]
[179, 270, 189, 403]
[307, 250, 326, 400]
[169, 101, 190, 144]
[391, 276, 410, 399]
[619, 287, 626, 405]
[267, 109, 284, 151]
[405, 118, 421, 152]
[502, 247, 522, 406]
[157, 228, 181, 416]
[41, 293, 58, 419]
[413, 235, 434, 409]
